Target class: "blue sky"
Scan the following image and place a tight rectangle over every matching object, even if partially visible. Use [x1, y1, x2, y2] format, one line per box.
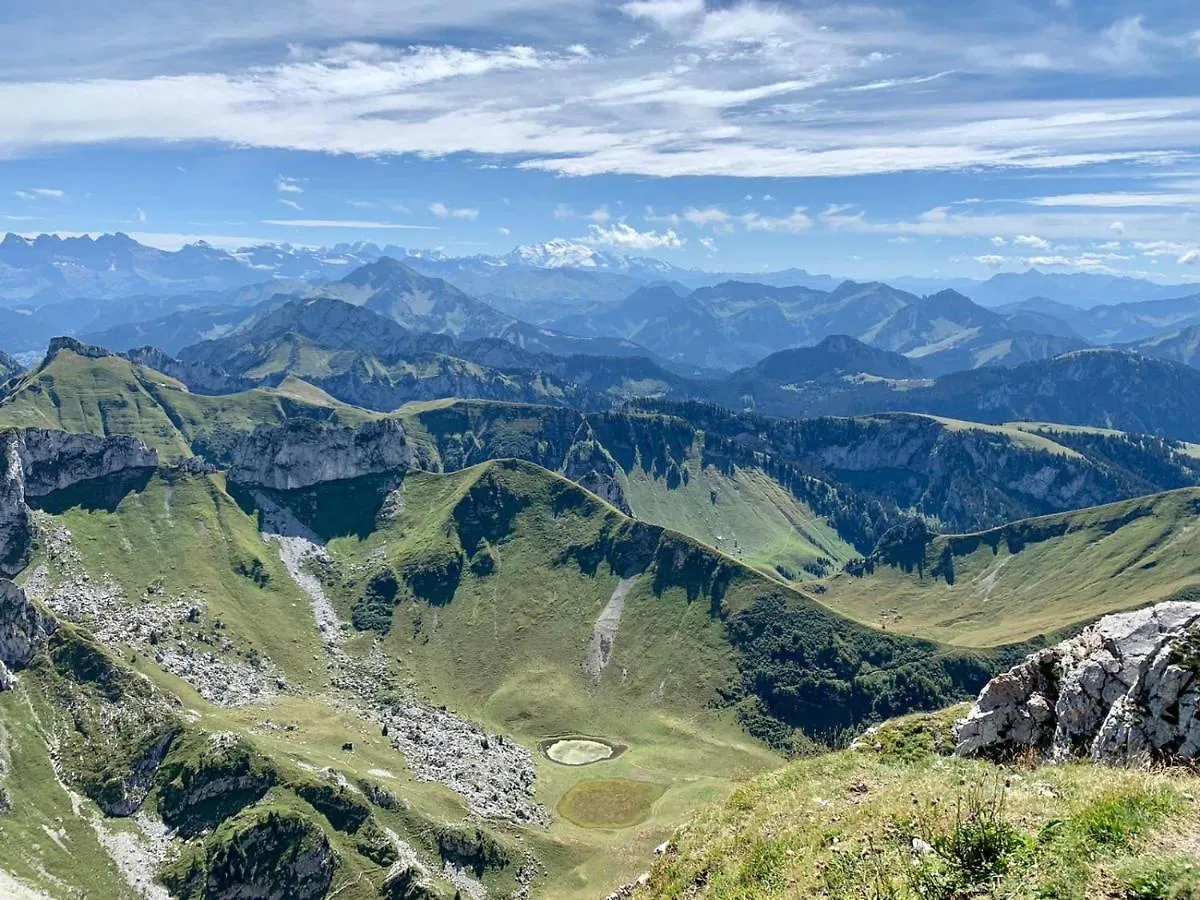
[2, 0, 1200, 279]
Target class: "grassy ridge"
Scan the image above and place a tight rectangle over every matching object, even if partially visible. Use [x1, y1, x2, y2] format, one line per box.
[0, 347, 376, 460]
[634, 709, 1200, 899]
[821, 488, 1200, 646]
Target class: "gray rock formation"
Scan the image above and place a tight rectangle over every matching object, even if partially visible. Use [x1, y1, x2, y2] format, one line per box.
[956, 601, 1200, 763]
[0, 579, 52, 688]
[14, 428, 158, 498]
[561, 436, 630, 514]
[1, 428, 158, 575]
[228, 418, 412, 490]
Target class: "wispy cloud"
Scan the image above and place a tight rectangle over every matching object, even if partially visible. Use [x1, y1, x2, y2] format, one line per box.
[279, 198, 303, 211]
[14, 188, 65, 200]
[741, 206, 812, 233]
[847, 71, 956, 92]
[2, 9, 1198, 182]
[429, 201, 480, 220]
[275, 176, 304, 194]
[260, 218, 440, 229]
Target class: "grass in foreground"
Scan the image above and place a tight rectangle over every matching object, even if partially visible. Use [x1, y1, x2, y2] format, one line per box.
[635, 709, 1200, 899]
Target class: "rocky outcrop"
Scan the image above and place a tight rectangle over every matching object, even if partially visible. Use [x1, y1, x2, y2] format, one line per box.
[124, 346, 254, 396]
[0, 438, 31, 576]
[2, 428, 158, 575]
[561, 432, 631, 514]
[955, 601, 1200, 763]
[228, 418, 412, 490]
[13, 428, 158, 498]
[164, 808, 336, 900]
[0, 579, 52, 689]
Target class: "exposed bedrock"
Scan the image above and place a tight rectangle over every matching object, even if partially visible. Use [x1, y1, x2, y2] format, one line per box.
[228, 418, 413, 490]
[956, 601, 1200, 763]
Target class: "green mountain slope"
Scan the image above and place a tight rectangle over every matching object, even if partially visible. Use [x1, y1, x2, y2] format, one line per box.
[0, 341, 378, 460]
[397, 400, 856, 579]
[821, 488, 1200, 646]
[1, 452, 1014, 897]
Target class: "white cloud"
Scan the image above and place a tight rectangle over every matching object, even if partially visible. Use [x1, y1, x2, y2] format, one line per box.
[619, 0, 703, 29]
[741, 206, 812, 233]
[347, 199, 375, 208]
[279, 198, 303, 210]
[587, 205, 611, 224]
[2, 13, 1198, 184]
[975, 254, 1007, 267]
[683, 206, 732, 229]
[261, 218, 440, 229]
[990, 236, 1007, 246]
[553, 203, 574, 220]
[699, 236, 717, 252]
[1013, 234, 1050, 250]
[582, 221, 684, 250]
[498, 226, 511, 236]
[137, 208, 147, 223]
[1181, 249, 1200, 265]
[14, 188, 65, 200]
[1111, 221, 1126, 235]
[429, 201, 479, 220]
[847, 71, 956, 92]
[275, 176, 304, 194]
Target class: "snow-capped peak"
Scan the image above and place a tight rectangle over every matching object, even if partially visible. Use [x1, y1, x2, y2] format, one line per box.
[506, 240, 609, 269]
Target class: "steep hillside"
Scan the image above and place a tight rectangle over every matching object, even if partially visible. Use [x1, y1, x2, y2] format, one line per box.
[0, 441, 1021, 897]
[397, 400, 856, 579]
[172, 296, 685, 411]
[0, 340, 378, 460]
[1121, 323, 1200, 369]
[636, 400, 1200, 549]
[861, 290, 1086, 376]
[707, 348, 1200, 442]
[0, 349, 23, 384]
[822, 488, 1200, 646]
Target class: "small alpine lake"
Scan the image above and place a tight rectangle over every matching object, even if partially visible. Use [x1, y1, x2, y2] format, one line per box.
[541, 736, 627, 766]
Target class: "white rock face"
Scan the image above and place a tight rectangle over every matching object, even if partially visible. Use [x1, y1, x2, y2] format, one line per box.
[229, 419, 412, 490]
[0, 578, 51, 677]
[1, 428, 158, 575]
[955, 601, 1200, 763]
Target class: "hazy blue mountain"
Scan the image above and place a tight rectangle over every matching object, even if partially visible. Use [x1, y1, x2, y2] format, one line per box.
[1001, 292, 1200, 344]
[726, 335, 924, 385]
[705, 348, 1200, 442]
[967, 270, 1200, 309]
[1120, 325, 1200, 369]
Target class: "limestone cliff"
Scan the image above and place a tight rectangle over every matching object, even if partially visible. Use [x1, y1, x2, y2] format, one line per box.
[955, 601, 1200, 763]
[0, 578, 52, 688]
[1, 428, 159, 575]
[228, 418, 413, 490]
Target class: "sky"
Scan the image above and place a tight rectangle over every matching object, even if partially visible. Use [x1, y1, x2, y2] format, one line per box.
[2, 0, 1200, 280]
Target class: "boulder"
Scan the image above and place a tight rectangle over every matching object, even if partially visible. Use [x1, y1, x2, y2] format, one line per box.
[955, 601, 1200, 763]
